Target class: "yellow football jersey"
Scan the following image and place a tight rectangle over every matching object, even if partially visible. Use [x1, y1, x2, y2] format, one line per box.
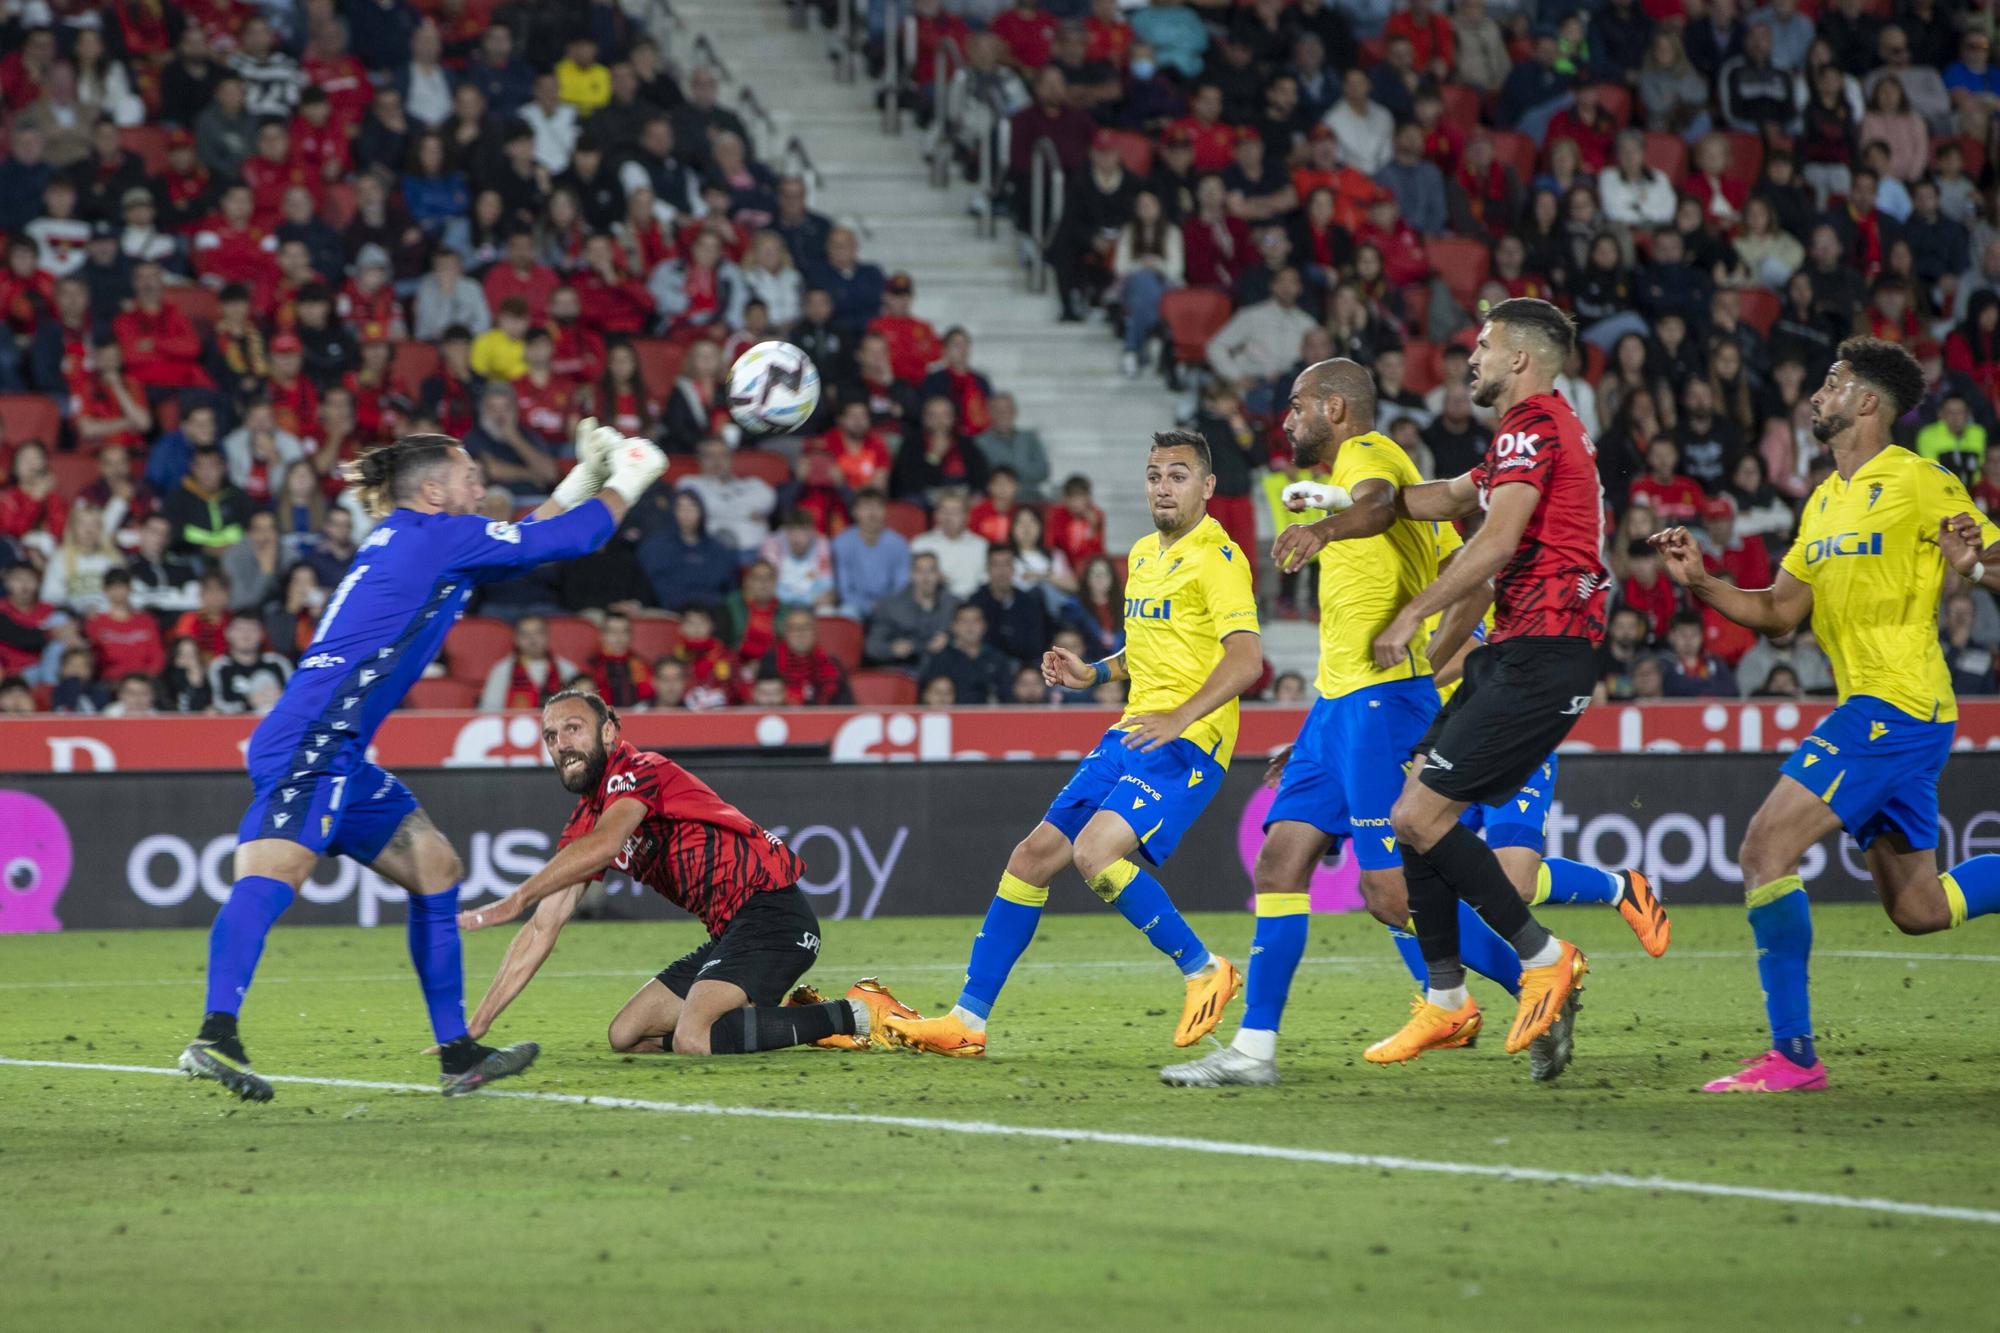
[1119, 514, 1261, 766]
[1779, 447, 2000, 723]
[1314, 432, 1439, 700]
[1423, 517, 1492, 704]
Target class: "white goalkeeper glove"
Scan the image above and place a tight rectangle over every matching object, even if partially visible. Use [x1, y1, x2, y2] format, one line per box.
[1281, 480, 1353, 513]
[550, 418, 624, 510]
[603, 435, 669, 506]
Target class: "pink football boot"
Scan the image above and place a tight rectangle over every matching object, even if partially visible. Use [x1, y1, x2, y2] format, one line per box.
[1700, 1050, 1829, 1093]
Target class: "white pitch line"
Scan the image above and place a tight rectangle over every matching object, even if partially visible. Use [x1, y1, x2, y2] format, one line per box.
[0, 947, 1992, 991]
[3, 1056, 1997, 1227]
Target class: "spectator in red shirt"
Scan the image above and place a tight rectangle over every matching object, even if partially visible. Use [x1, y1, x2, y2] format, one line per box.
[1352, 195, 1429, 289]
[338, 245, 406, 341]
[572, 232, 656, 336]
[242, 121, 316, 228]
[0, 439, 66, 550]
[342, 336, 407, 444]
[1543, 86, 1617, 173]
[1168, 83, 1238, 174]
[867, 272, 944, 384]
[74, 338, 153, 454]
[918, 326, 994, 437]
[115, 261, 212, 392]
[301, 20, 374, 132]
[0, 237, 56, 339]
[289, 87, 350, 184]
[991, 0, 1058, 71]
[587, 339, 662, 439]
[84, 567, 165, 679]
[1973, 442, 2000, 517]
[1386, 0, 1456, 78]
[77, 442, 157, 540]
[757, 606, 853, 705]
[170, 570, 231, 662]
[264, 332, 321, 438]
[814, 399, 894, 492]
[1084, 0, 1133, 67]
[1183, 174, 1254, 288]
[513, 327, 578, 442]
[0, 558, 70, 682]
[193, 184, 279, 313]
[587, 610, 654, 709]
[483, 230, 559, 323]
[1627, 437, 1706, 523]
[1007, 68, 1095, 229]
[1046, 473, 1107, 569]
[968, 466, 1023, 546]
[1698, 496, 1772, 590]
[1620, 540, 1681, 642]
[419, 325, 484, 438]
[547, 284, 606, 385]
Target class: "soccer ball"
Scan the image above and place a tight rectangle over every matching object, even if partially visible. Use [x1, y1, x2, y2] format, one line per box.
[727, 341, 820, 434]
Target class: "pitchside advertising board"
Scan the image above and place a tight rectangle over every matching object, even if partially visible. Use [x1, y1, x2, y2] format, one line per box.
[5, 755, 2000, 931]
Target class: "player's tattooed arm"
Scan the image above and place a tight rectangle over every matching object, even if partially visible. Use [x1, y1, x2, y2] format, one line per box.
[463, 880, 590, 1039]
[1045, 645, 1123, 689]
[1375, 483, 1536, 668]
[1392, 471, 1481, 522]
[1649, 526, 1814, 634]
[1271, 477, 1397, 573]
[462, 797, 647, 931]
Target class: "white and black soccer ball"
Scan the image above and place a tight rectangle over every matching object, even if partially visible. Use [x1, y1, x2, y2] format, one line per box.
[727, 341, 820, 434]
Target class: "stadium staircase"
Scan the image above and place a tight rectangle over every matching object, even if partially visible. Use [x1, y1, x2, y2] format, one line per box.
[660, 0, 1319, 673]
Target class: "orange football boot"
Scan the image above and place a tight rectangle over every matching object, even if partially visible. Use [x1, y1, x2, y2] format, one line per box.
[1505, 940, 1588, 1055]
[1174, 955, 1243, 1047]
[1614, 870, 1671, 958]
[1364, 994, 1484, 1064]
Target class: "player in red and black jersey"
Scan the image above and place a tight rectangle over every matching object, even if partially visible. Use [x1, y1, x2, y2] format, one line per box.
[462, 692, 921, 1054]
[1364, 298, 1608, 1066]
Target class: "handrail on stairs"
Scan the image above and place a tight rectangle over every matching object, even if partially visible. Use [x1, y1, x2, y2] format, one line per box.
[636, 0, 684, 67]
[690, 33, 733, 85]
[738, 84, 780, 146]
[880, 0, 905, 136]
[1026, 137, 1064, 293]
[977, 114, 1005, 239]
[926, 34, 964, 188]
[836, 0, 859, 84]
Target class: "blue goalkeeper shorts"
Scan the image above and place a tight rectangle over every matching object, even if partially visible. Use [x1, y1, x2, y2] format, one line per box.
[236, 743, 419, 864]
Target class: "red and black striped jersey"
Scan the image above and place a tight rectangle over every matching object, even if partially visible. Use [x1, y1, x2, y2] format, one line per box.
[1470, 390, 1610, 644]
[558, 741, 805, 935]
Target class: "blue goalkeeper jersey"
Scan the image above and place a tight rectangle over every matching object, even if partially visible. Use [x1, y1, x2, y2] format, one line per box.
[244, 501, 615, 779]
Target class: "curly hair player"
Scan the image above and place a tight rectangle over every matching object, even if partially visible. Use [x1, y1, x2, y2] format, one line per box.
[1652, 338, 2000, 1092]
[460, 690, 922, 1056]
[179, 421, 667, 1101]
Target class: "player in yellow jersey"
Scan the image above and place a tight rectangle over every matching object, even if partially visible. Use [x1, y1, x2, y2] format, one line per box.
[892, 431, 1264, 1058]
[1653, 338, 2000, 1093]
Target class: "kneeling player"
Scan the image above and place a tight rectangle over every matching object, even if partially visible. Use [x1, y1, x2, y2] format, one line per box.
[461, 692, 918, 1054]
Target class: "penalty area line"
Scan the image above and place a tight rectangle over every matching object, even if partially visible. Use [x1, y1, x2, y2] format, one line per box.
[4, 1056, 1998, 1227]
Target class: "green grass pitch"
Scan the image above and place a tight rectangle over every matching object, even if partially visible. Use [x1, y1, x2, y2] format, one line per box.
[4, 905, 1998, 1331]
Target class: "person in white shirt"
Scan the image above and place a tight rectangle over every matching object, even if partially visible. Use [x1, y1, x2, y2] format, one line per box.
[229, 17, 303, 119]
[910, 489, 989, 599]
[1323, 68, 1394, 175]
[520, 73, 579, 175]
[400, 20, 455, 128]
[1205, 267, 1319, 388]
[678, 436, 776, 558]
[1598, 130, 1677, 229]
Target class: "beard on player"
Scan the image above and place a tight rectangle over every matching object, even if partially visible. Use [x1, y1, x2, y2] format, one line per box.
[1809, 406, 1851, 445]
[555, 731, 611, 793]
[1284, 403, 1336, 470]
[1469, 358, 1505, 409]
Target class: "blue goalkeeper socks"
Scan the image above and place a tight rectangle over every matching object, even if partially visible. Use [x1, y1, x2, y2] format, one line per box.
[1747, 875, 1815, 1067]
[1111, 866, 1211, 976]
[1387, 901, 1521, 995]
[203, 875, 296, 1016]
[1536, 858, 1623, 906]
[956, 874, 1046, 1020]
[406, 886, 469, 1045]
[1942, 856, 2000, 927]
[1243, 893, 1310, 1031]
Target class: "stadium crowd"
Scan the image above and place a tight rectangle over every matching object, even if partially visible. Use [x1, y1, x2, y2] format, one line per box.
[0, 0, 1998, 719]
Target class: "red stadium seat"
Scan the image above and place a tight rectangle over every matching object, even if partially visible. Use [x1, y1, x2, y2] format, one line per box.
[1584, 341, 1607, 383]
[1719, 131, 1763, 189]
[1358, 37, 1386, 66]
[0, 394, 60, 447]
[1160, 288, 1234, 367]
[444, 616, 516, 687]
[46, 451, 96, 500]
[1955, 134, 1986, 180]
[1098, 128, 1154, 178]
[1591, 83, 1632, 128]
[1642, 131, 1688, 184]
[154, 397, 180, 435]
[1736, 288, 1781, 337]
[815, 615, 863, 671]
[848, 668, 918, 706]
[664, 455, 701, 485]
[1424, 236, 1491, 309]
[1484, 130, 1536, 184]
[405, 678, 477, 709]
[628, 618, 683, 661]
[732, 448, 791, 485]
[1439, 83, 1483, 129]
[1402, 339, 1441, 395]
[883, 498, 928, 538]
[119, 126, 169, 175]
[633, 338, 686, 392]
[544, 615, 602, 670]
[162, 285, 220, 333]
[390, 341, 439, 396]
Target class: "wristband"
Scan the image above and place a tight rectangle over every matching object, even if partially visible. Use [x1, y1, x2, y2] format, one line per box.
[1091, 659, 1112, 686]
[1973, 561, 1988, 584]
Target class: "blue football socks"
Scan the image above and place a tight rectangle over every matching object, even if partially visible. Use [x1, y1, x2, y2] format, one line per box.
[1747, 875, 1815, 1067]
[406, 886, 470, 1045]
[1943, 856, 2000, 927]
[956, 873, 1046, 1021]
[1537, 857, 1624, 905]
[1111, 867, 1212, 976]
[1243, 893, 1310, 1031]
[203, 875, 296, 1016]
